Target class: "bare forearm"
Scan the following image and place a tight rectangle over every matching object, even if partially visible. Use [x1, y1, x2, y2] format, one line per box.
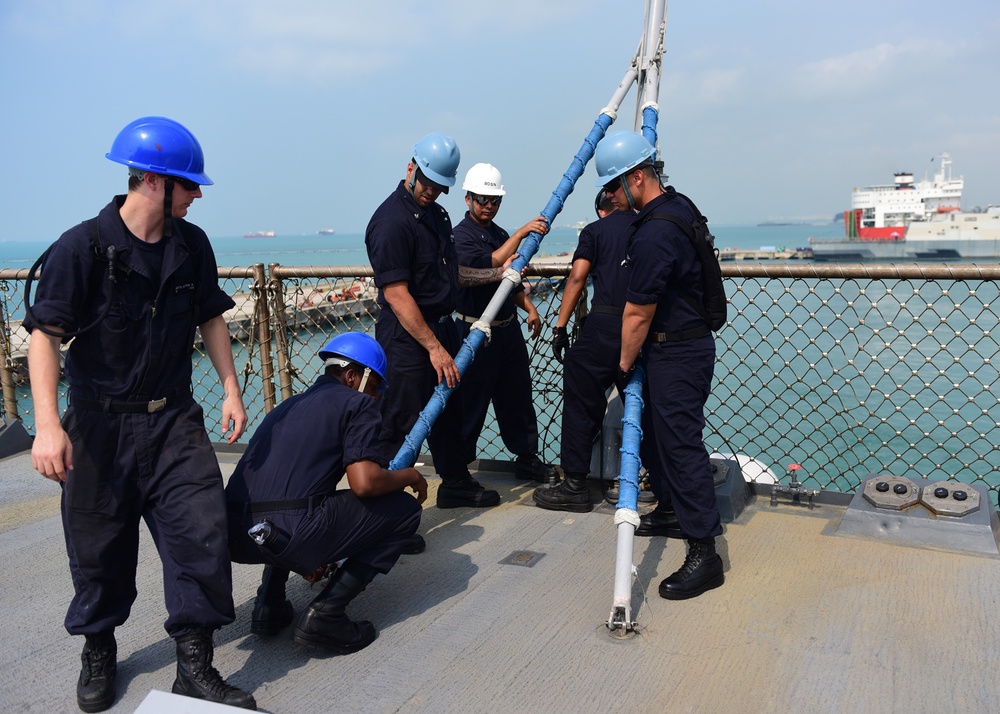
[382, 282, 439, 352]
[27, 330, 64, 431]
[458, 265, 508, 287]
[557, 261, 590, 328]
[346, 461, 423, 497]
[201, 316, 241, 397]
[490, 235, 522, 267]
[620, 302, 655, 370]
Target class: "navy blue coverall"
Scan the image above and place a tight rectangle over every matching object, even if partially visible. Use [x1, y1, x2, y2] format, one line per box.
[365, 181, 466, 478]
[23, 196, 237, 638]
[452, 214, 540, 465]
[560, 210, 634, 476]
[626, 190, 722, 540]
[225, 376, 421, 575]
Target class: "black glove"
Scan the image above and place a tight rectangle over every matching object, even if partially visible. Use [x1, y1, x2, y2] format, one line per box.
[615, 364, 636, 394]
[552, 326, 570, 364]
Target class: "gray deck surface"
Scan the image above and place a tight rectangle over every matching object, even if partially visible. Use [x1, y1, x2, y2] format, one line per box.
[2, 449, 999, 713]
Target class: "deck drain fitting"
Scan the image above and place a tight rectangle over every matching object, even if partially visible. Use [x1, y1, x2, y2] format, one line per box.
[499, 551, 545, 567]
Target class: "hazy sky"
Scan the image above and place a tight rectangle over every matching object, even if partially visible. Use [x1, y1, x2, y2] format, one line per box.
[2, 1, 998, 242]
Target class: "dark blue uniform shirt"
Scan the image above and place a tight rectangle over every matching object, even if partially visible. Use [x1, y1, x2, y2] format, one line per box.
[574, 210, 633, 310]
[625, 190, 707, 335]
[365, 181, 458, 318]
[24, 196, 233, 399]
[453, 213, 523, 320]
[226, 375, 385, 503]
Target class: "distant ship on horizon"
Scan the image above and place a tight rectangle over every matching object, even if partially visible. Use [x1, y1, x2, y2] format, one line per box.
[317, 228, 335, 235]
[243, 230, 276, 239]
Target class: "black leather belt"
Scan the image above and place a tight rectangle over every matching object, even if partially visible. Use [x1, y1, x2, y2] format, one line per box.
[70, 390, 191, 414]
[591, 305, 624, 316]
[651, 325, 711, 342]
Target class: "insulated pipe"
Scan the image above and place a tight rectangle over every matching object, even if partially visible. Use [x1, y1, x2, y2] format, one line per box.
[617, 363, 645, 511]
[609, 363, 645, 632]
[640, 105, 660, 153]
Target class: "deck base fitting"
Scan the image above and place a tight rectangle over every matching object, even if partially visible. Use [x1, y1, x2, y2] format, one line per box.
[605, 607, 640, 640]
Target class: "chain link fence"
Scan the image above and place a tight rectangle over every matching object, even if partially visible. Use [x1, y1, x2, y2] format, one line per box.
[3, 263, 998, 498]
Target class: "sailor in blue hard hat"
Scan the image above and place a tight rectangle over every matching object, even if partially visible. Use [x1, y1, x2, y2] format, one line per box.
[24, 116, 254, 710]
[365, 133, 514, 509]
[407, 130, 461, 203]
[599, 131, 726, 600]
[106, 115, 214, 237]
[225, 331, 427, 656]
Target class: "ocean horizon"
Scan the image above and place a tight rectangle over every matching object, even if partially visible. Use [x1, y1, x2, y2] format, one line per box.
[0, 223, 842, 271]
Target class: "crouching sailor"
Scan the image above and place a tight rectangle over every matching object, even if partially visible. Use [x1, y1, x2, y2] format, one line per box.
[226, 333, 427, 655]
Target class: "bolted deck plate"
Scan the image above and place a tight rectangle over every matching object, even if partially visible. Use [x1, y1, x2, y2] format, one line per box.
[837, 475, 1000, 557]
[499, 550, 546, 567]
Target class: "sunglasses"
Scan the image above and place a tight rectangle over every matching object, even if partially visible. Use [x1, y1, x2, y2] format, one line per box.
[167, 175, 201, 192]
[415, 168, 448, 193]
[603, 178, 623, 195]
[471, 194, 502, 207]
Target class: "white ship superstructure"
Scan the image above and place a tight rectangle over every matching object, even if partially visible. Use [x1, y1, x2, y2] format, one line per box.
[851, 154, 963, 235]
[810, 153, 1000, 260]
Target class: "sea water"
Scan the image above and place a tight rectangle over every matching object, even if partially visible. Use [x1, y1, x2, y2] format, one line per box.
[8, 222, 992, 492]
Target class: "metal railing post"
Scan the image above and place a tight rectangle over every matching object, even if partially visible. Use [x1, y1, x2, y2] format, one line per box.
[250, 263, 277, 412]
[267, 264, 295, 401]
[0, 293, 20, 420]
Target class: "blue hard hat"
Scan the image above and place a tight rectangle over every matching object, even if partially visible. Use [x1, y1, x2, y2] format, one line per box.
[318, 332, 388, 383]
[106, 116, 213, 185]
[411, 131, 461, 188]
[594, 132, 654, 187]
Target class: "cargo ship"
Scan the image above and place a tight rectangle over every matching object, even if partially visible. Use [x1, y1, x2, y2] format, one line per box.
[809, 153, 1000, 261]
[243, 230, 276, 239]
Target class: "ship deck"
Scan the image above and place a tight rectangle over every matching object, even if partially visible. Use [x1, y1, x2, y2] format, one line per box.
[2, 449, 999, 713]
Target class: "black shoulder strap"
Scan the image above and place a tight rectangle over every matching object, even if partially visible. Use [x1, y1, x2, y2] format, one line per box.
[172, 220, 204, 331]
[636, 209, 714, 331]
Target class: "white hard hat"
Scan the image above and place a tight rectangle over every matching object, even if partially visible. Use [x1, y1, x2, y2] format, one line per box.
[461, 162, 506, 196]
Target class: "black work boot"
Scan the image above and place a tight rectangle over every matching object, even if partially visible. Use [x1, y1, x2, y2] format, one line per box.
[635, 504, 683, 538]
[400, 533, 426, 554]
[172, 629, 256, 710]
[532, 472, 593, 513]
[251, 565, 294, 636]
[514, 454, 559, 484]
[77, 631, 117, 713]
[293, 559, 379, 654]
[436, 477, 501, 509]
[658, 537, 725, 600]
